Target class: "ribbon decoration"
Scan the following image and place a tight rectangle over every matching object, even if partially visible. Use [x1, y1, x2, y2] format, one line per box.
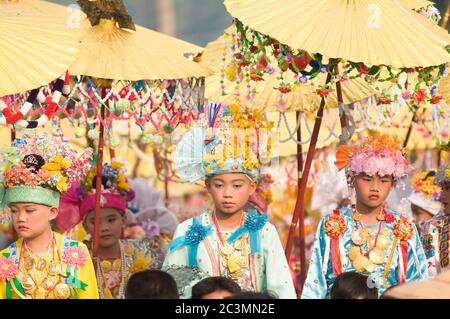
[168, 218, 212, 267]
[227, 210, 269, 255]
[324, 209, 347, 275]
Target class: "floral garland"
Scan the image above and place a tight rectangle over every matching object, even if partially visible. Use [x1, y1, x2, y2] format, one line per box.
[231, 18, 447, 109]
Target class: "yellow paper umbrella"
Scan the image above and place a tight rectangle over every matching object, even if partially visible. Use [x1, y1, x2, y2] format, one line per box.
[66, 0, 211, 258]
[224, 0, 450, 67]
[0, 0, 202, 55]
[69, 18, 210, 80]
[0, 15, 79, 96]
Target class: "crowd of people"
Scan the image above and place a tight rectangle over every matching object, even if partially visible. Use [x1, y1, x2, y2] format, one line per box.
[0, 128, 448, 299]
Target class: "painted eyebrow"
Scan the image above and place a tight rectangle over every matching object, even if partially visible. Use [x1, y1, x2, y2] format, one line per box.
[106, 213, 119, 218]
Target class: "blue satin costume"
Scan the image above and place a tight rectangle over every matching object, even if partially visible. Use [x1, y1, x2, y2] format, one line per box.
[301, 206, 428, 299]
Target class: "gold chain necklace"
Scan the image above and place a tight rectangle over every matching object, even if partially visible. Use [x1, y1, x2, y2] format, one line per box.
[349, 208, 392, 273]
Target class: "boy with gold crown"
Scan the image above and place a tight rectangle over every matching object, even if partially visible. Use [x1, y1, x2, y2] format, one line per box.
[57, 161, 166, 299]
[0, 132, 98, 299]
[163, 107, 296, 299]
[302, 135, 428, 299]
[420, 164, 450, 276]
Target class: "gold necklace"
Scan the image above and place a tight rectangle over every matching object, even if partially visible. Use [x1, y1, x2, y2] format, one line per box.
[349, 209, 391, 273]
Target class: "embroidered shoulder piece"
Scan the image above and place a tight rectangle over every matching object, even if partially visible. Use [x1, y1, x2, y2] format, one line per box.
[324, 209, 346, 238]
[228, 210, 269, 255]
[167, 218, 212, 267]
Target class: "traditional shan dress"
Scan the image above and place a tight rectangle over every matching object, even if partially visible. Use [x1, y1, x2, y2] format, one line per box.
[164, 210, 296, 299]
[89, 237, 165, 299]
[421, 211, 450, 277]
[302, 206, 428, 299]
[0, 232, 98, 299]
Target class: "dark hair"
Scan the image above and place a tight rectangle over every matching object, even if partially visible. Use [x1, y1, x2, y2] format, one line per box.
[191, 276, 242, 299]
[125, 270, 179, 299]
[224, 291, 278, 299]
[330, 272, 378, 299]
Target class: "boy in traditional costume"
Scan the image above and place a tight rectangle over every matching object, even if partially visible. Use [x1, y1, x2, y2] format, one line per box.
[302, 136, 428, 298]
[0, 132, 98, 299]
[57, 161, 165, 299]
[163, 113, 296, 298]
[408, 170, 442, 233]
[420, 165, 450, 276]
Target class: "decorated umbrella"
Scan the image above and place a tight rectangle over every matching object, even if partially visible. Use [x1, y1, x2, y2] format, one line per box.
[0, 15, 79, 97]
[63, 0, 211, 258]
[224, 0, 450, 292]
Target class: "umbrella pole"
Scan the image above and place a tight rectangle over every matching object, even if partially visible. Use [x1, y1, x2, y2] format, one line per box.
[296, 111, 306, 293]
[92, 91, 107, 258]
[10, 126, 15, 143]
[334, 65, 348, 142]
[164, 150, 170, 206]
[403, 107, 418, 148]
[285, 72, 332, 264]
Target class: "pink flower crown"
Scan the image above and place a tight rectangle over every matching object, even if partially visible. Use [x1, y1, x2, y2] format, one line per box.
[335, 135, 409, 180]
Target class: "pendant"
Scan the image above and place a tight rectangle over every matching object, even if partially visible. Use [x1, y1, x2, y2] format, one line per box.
[221, 257, 228, 268]
[54, 283, 71, 299]
[351, 230, 366, 246]
[220, 245, 233, 256]
[43, 278, 55, 291]
[48, 262, 60, 276]
[112, 259, 121, 271]
[59, 263, 68, 277]
[377, 211, 385, 221]
[349, 246, 363, 261]
[236, 254, 248, 268]
[123, 244, 133, 257]
[35, 258, 47, 271]
[229, 270, 243, 280]
[227, 254, 241, 273]
[24, 257, 34, 270]
[353, 211, 362, 221]
[352, 255, 374, 273]
[100, 260, 112, 272]
[234, 240, 246, 251]
[22, 276, 35, 291]
[32, 287, 47, 299]
[369, 248, 385, 265]
[376, 235, 391, 250]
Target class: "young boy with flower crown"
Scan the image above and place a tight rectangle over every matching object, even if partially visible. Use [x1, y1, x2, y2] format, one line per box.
[0, 132, 98, 299]
[301, 135, 428, 299]
[57, 161, 166, 299]
[420, 165, 450, 276]
[163, 118, 296, 299]
[408, 170, 442, 233]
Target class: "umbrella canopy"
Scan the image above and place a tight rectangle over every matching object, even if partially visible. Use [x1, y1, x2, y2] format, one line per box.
[0, 0, 202, 55]
[403, 0, 434, 10]
[224, 0, 450, 67]
[0, 15, 79, 96]
[199, 31, 375, 112]
[69, 18, 211, 80]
